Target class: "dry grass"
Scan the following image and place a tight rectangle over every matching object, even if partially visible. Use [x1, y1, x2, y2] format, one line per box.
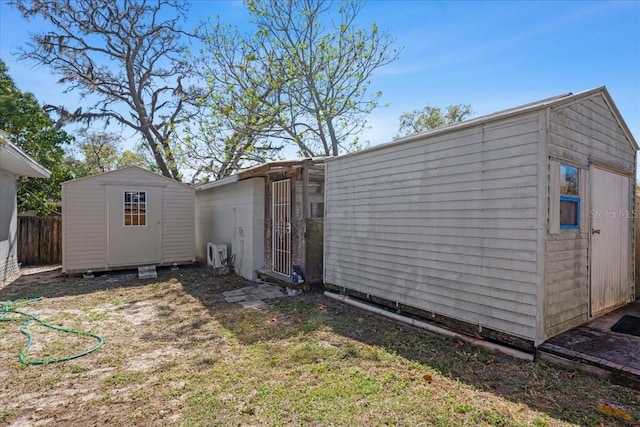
[1, 265, 639, 426]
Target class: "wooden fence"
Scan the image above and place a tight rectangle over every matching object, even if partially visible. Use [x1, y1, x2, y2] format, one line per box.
[18, 216, 62, 266]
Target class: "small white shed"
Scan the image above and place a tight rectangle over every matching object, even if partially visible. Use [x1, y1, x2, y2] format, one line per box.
[62, 166, 195, 274]
[195, 158, 326, 283]
[0, 130, 51, 283]
[195, 176, 265, 280]
[324, 87, 638, 351]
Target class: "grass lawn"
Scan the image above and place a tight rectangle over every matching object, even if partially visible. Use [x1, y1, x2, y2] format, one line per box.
[1, 265, 639, 426]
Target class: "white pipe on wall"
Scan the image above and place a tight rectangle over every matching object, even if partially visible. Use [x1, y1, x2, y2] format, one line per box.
[323, 291, 534, 361]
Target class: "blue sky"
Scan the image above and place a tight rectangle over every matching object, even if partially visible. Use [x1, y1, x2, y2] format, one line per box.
[0, 0, 639, 155]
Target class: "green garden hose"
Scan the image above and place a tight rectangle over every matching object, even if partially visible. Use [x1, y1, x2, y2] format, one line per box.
[0, 297, 104, 365]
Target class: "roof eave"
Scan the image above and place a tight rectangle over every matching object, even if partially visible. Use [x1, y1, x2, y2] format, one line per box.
[327, 86, 638, 162]
[237, 157, 327, 179]
[0, 131, 51, 178]
[196, 174, 239, 191]
[61, 165, 193, 189]
[600, 87, 639, 150]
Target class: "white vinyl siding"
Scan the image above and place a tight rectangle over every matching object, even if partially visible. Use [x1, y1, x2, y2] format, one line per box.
[543, 93, 636, 339]
[0, 170, 19, 282]
[325, 89, 636, 346]
[195, 178, 265, 280]
[325, 113, 541, 340]
[162, 184, 195, 263]
[62, 176, 108, 272]
[548, 96, 635, 173]
[544, 232, 589, 337]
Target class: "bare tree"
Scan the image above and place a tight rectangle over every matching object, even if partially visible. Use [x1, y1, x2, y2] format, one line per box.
[12, 0, 202, 180]
[195, 0, 400, 159]
[247, 0, 401, 156]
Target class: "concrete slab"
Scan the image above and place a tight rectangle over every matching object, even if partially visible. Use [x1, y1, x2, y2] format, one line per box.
[240, 296, 267, 309]
[224, 295, 249, 303]
[223, 288, 250, 297]
[261, 290, 287, 298]
[223, 283, 287, 305]
[138, 265, 157, 279]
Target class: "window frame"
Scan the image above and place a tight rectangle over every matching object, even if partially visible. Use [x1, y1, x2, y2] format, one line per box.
[559, 194, 580, 230]
[123, 190, 147, 227]
[559, 163, 580, 230]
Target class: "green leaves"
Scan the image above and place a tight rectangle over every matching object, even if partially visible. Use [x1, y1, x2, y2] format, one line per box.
[191, 0, 401, 164]
[74, 130, 148, 175]
[0, 60, 74, 215]
[397, 104, 473, 138]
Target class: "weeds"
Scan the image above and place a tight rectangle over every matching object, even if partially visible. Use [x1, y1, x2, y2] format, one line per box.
[1, 265, 638, 426]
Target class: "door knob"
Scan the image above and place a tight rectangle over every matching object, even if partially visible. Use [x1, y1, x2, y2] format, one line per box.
[592, 229, 601, 234]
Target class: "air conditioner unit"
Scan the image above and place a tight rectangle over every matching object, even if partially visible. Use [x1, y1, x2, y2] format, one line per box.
[207, 242, 228, 268]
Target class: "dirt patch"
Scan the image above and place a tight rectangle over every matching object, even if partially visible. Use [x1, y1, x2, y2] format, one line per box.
[127, 347, 185, 371]
[1, 264, 639, 426]
[116, 300, 158, 325]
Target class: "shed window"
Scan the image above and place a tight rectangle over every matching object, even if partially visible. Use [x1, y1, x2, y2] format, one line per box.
[124, 191, 146, 226]
[559, 165, 579, 229]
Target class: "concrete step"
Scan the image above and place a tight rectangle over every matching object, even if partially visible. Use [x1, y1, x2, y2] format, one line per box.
[138, 265, 157, 279]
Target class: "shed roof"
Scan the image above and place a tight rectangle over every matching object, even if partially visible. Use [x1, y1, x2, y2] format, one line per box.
[237, 157, 326, 179]
[329, 86, 638, 162]
[196, 157, 326, 191]
[0, 130, 51, 178]
[62, 165, 193, 189]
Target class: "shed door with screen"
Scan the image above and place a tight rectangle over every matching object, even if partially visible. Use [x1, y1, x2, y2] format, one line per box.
[107, 186, 162, 267]
[590, 167, 630, 316]
[272, 179, 291, 276]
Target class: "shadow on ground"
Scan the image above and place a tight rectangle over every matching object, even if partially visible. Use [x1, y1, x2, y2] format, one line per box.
[0, 264, 253, 301]
[2, 264, 638, 426]
[180, 273, 640, 426]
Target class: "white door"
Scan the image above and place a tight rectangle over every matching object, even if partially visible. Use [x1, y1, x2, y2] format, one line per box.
[107, 186, 162, 267]
[590, 167, 630, 316]
[272, 179, 291, 276]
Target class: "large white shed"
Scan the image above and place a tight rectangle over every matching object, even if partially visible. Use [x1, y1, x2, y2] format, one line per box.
[324, 87, 638, 351]
[62, 166, 195, 274]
